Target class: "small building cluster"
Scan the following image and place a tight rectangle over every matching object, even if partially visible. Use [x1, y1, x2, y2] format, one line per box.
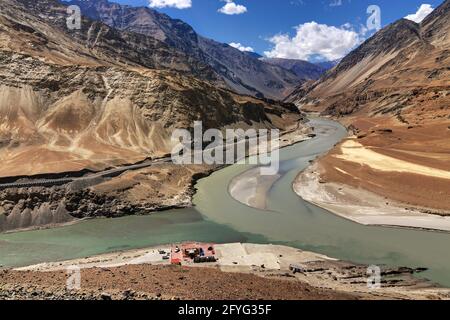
[170, 242, 217, 265]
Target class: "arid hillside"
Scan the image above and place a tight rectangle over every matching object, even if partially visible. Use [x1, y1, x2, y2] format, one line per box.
[292, 0, 450, 215]
[66, 0, 302, 100]
[288, 1, 449, 122]
[0, 0, 303, 178]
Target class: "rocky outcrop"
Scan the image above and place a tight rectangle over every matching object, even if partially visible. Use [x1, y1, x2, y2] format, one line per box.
[0, 200, 74, 232]
[0, 163, 215, 232]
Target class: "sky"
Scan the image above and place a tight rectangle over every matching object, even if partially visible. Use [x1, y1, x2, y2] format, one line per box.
[113, 0, 443, 62]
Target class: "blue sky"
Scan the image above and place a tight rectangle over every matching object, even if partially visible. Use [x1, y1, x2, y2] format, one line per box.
[113, 0, 443, 61]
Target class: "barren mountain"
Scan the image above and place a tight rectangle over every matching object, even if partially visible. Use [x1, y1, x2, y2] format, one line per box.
[0, 0, 303, 178]
[66, 0, 301, 100]
[292, 0, 450, 216]
[0, 0, 222, 81]
[288, 1, 449, 120]
[261, 58, 327, 81]
[314, 59, 340, 71]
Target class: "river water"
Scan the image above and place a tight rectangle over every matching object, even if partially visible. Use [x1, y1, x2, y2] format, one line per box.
[1, 119, 450, 286]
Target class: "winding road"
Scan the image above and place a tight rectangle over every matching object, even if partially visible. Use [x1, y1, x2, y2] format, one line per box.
[0, 158, 171, 190]
[0, 129, 286, 190]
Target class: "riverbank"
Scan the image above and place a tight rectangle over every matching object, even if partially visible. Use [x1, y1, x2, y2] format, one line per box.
[292, 117, 450, 232]
[294, 163, 450, 232]
[226, 128, 450, 231]
[228, 124, 450, 231]
[226, 119, 333, 210]
[228, 168, 280, 210]
[6, 243, 449, 300]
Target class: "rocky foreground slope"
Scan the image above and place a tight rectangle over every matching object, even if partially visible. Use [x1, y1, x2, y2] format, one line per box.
[0, 264, 358, 300]
[292, 0, 450, 218]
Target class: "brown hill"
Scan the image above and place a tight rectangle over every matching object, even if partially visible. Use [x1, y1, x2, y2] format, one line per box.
[0, 0, 302, 177]
[292, 0, 450, 215]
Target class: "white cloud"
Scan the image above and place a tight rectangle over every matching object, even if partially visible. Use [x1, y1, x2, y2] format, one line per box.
[229, 42, 254, 52]
[148, 0, 192, 9]
[405, 4, 434, 23]
[264, 22, 362, 61]
[218, 0, 247, 15]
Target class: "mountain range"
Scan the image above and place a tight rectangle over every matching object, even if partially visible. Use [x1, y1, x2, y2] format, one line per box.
[287, 0, 449, 123]
[0, 0, 304, 177]
[66, 0, 307, 100]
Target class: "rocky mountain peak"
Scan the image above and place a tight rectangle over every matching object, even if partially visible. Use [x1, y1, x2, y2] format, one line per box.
[67, 0, 199, 48]
[328, 18, 422, 80]
[421, 0, 450, 45]
[287, 0, 449, 123]
[1, 0, 220, 83]
[65, 0, 302, 100]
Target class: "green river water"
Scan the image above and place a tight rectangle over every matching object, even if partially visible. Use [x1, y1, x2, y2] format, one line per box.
[1, 119, 449, 286]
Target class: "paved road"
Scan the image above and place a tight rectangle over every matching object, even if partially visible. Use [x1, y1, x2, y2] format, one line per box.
[0, 158, 171, 190]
